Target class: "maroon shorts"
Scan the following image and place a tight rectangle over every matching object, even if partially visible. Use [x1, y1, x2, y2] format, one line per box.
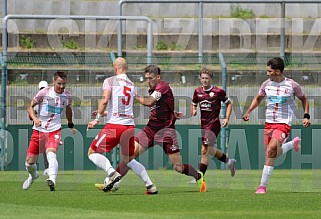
[201, 122, 221, 146]
[90, 123, 135, 156]
[135, 126, 180, 154]
[27, 129, 61, 157]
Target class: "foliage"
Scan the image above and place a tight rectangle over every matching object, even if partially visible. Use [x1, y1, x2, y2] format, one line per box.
[20, 37, 35, 49]
[156, 40, 168, 50]
[169, 42, 183, 50]
[62, 40, 79, 50]
[231, 5, 255, 19]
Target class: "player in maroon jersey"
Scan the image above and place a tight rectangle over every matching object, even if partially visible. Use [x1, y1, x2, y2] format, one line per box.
[116, 64, 206, 193]
[191, 68, 236, 182]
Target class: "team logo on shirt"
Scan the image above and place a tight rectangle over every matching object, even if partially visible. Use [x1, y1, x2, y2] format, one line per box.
[199, 100, 212, 111]
[209, 92, 215, 97]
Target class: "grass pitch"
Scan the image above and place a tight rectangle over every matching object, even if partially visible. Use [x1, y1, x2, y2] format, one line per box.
[1, 169, 321, 219]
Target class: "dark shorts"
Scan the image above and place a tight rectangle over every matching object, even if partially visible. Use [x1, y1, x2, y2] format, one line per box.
[135, 126, 180, 154]
[201, 123, 221, 146]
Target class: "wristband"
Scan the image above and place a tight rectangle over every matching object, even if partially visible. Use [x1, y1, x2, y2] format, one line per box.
[304, 113, 310, 119]
[68, 122, 74, 128]
[95, 113, 102, 121]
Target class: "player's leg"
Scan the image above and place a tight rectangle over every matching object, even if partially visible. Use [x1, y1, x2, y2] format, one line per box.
[281, 137, 301, 154]
[43, 152, 49, 175]
[89, 124, 125, 192]
[256, 124, 292, 194]
[45, 130, 63, 191]
[46, 148, 58, 191]
[168, 151, 206, 192]
[118, 129, 157, 194]
[208, 146, 236, 177]
[23, 155, 39, 190]
[23, 130, 40, 190]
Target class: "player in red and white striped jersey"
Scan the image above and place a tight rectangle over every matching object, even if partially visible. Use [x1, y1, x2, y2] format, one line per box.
[87, 57, 156, 193]
[243, 57, 311, 194]
[23, 71, 76, 191]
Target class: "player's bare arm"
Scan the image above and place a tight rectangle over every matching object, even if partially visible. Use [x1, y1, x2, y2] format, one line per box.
[26, 99, 41, 126]
[66, 105, 77, 134]
[222, 100, 232, 127]
[191, 103, 197, 116]
[298, 95, 311, 127]
[135, 95, 157, 107]
[243, 95, 264, 121]
[88, 89, 111, 129]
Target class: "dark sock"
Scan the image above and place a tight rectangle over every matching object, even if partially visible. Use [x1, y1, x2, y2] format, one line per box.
[199, 163, 208, 175]
[218, 153, 228, 163]
[182, 164, 199, 180]
[116, 161, 129, 176]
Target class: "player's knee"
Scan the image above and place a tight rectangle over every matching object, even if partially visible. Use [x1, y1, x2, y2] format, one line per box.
[173, 163, 183, 173]
[201, 146, 208, 155]
[87, 147, 95, 157]
[266, 147, 277, 158]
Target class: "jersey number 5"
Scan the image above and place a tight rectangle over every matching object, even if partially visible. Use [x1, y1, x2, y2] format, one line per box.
[122, 86, 131, 105]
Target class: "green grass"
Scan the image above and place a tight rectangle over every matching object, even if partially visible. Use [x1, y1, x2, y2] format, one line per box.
[1, 170, 321, 218]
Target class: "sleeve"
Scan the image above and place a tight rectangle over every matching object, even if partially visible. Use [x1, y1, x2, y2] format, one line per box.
[150, 90, 162, 101]
[292, 80, 304, 98]
[220, 89, 230, 104]
[191, 89, 198, 106]
[33, 88, 48, 103]
[103, 77, 113, 91]
[258, 81, 268, 96]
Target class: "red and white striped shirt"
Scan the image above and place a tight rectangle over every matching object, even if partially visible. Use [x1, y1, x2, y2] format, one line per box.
[259, 77, 304, 126]
[33, 87, 72, 132]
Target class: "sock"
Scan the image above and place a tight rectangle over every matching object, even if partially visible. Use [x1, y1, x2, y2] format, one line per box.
[116, 162, 130, 176]
[47, 152, 58, 184]
[199, 163, 208, 175]
[218, 153, 228, 163]
[182, 164, 199, 180]
[88, 153, 115, 176]
[259, 165, 274, 187]
[25, 162, 38, 178]
[281, 141, 294, 154]
[127, 159, 153, 187]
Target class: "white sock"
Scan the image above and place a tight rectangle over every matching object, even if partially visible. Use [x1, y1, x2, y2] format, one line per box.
[281, 141, 294, 154]
[260, 165, 274, 187]
[227, 158, 232, 166]
[47, 152, 58, 184]
[25, 162, 38, 178]
[127, 159, 153, 187]
[89, 153, 115, 176]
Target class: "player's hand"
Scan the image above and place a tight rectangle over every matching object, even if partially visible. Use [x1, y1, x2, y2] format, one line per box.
[87, 120, 99, 130]
[91, 110, 107, 118]
[242, 114, 250, 121]
[69, 128, 77, 135]
[191, 109, 197, 116]
[91, 110, 98, 118]
[34, 119, 42, 127]
[174, 111, 184, 119]
[221, 119, 229, 128]
[303, 118, 311, 128]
